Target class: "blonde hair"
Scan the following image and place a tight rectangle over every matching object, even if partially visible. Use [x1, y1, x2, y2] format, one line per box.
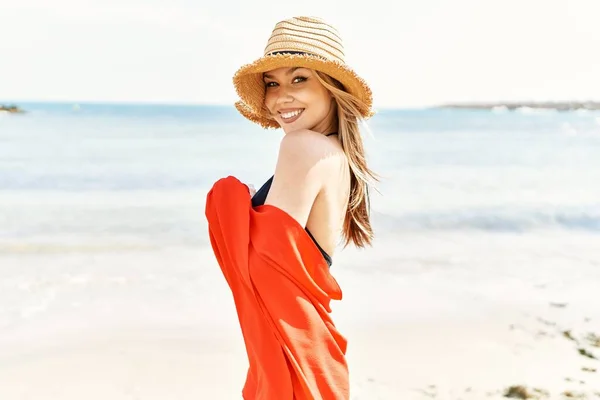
[314, 70, 378, 248]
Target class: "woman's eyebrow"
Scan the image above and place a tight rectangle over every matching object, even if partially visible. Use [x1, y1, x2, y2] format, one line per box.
[263, 67, 304, 80]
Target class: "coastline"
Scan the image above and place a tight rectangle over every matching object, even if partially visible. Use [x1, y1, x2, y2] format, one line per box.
[0, 104, 25, 113]
[437, 101, 600, 111]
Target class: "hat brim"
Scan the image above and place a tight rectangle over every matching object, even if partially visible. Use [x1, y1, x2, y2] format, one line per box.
[233, 53, 374, 129]
[234, 100, 279, 129]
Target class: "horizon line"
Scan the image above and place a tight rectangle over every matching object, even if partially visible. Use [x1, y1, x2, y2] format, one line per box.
[0, 99, 437, 111]
[2, 98, 599, 111]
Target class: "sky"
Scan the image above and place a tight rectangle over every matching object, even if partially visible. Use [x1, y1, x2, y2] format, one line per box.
[1, 0, 599, 108]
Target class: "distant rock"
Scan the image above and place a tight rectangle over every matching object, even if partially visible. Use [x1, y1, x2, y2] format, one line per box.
[437, 101, 600, 111]
[0, 104, 25, 113]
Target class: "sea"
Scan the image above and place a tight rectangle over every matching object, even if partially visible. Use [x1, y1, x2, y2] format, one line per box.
[1, 102, 599, 347]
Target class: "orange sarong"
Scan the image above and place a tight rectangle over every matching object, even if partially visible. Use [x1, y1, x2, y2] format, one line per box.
[205, 176, 349, 400]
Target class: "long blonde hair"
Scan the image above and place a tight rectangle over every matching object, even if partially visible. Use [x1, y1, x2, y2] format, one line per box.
[314, 71, 378, 248]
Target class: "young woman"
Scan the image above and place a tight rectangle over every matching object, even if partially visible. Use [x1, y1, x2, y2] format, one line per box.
[206, 16, 377, 399]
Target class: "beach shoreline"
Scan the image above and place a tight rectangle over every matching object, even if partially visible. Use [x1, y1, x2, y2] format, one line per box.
[0, 240, 598, 400]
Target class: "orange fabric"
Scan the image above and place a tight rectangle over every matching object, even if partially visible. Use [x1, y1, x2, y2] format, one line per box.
[205, 176, 349, 400]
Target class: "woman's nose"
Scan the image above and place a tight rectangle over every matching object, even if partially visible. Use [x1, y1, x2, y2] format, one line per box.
[276, 89, 294, 105]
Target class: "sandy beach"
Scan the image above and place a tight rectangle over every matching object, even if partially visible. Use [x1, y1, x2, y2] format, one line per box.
[0, 233, 598, 400]
[1, 316, 598, 400]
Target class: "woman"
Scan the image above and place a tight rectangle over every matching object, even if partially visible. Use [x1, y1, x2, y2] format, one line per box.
[205, 16, 377, 399]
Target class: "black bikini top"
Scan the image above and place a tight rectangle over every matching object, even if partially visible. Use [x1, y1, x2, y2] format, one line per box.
[250, 132, 337, 268]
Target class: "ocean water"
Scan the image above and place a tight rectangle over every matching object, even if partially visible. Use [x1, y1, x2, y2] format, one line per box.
[2, 103, 599, 240]
[1, 102, 599, 343]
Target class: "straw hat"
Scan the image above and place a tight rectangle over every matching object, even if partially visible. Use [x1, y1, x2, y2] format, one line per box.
[232, 16, 374, 129]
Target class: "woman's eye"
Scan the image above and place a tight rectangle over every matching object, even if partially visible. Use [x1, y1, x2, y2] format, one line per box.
[265, 77, 306, 88]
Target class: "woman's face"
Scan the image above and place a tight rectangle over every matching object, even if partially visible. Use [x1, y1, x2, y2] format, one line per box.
[263, 67, 337, 134]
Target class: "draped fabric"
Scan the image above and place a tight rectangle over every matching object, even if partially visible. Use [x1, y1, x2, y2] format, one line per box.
[205, 176, 349, 400]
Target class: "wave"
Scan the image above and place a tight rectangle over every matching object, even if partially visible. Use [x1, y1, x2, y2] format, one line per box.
[372, 206, 600, 233]
[0, 174, 211, 191]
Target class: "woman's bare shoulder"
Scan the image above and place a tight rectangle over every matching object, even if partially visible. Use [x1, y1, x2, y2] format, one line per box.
[279, 129, 345, 167]
[265, 129, 347, 227]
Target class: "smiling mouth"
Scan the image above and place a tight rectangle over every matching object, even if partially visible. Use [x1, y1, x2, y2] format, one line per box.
[279, 109, 304, 122]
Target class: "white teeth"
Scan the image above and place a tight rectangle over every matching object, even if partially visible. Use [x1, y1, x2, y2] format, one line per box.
[280, 109, 303, 119]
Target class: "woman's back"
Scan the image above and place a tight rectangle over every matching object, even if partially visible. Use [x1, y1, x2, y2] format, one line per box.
[304, 133, 350, 260]
[252, 131, 350, 265]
